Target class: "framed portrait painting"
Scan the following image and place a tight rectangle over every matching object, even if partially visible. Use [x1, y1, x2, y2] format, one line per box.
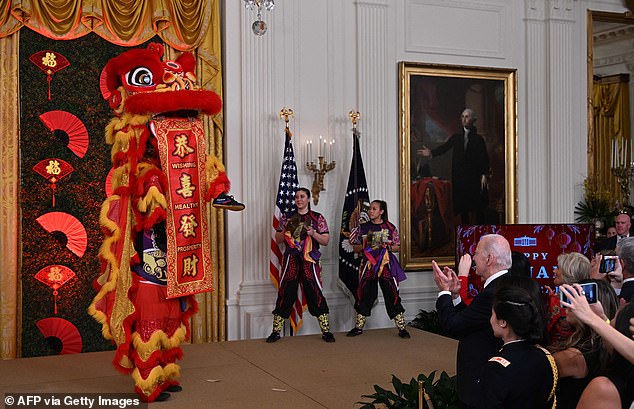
[398, 62, 517, 270]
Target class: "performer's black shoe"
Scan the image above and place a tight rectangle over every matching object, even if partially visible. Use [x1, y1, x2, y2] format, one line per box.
[321, 331, 336, 342]
[266, 331, 281, 343]
[346, 328, 363, 337]
[166, 385, 182, 392]
[155, 392, 171, 402]
[398, 329, 411, 339]
[213, 193, 245, 211]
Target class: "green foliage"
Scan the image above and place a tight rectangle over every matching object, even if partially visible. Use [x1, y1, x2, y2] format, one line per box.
[358, 371, 458, 409]
[409, 309, 442, 335]
[574, 177, 617, 224]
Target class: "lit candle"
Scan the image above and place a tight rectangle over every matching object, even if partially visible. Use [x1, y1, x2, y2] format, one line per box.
[329, 140, 333, 162]
[319, 135, 323, 157]
[308, 140, 312, 162]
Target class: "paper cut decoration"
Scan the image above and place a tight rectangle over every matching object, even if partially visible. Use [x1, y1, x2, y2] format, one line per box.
[33, 158, 74, 207]
[36, 212, 87, 257]
[35, 265, 76, 315]
[36, 317, 82, 354]
[29, 50, 70, 101]
[39, 110, 89, 158]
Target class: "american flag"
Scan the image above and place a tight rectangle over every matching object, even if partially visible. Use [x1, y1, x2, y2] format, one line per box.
[270, 126, 306, 331]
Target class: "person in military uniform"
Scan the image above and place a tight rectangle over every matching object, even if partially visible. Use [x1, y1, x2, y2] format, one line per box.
[477, 285, 557, 409]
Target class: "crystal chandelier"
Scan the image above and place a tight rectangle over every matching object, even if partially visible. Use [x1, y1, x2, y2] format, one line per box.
[244, 0, 275, 36]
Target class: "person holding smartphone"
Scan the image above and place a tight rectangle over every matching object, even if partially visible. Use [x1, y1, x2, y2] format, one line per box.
[616, 238, 634, 303]
[548, 280, 619, 409]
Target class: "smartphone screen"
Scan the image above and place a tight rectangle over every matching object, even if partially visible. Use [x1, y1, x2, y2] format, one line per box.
[560, 282, 598, 304]
[599, 256, 618, 274]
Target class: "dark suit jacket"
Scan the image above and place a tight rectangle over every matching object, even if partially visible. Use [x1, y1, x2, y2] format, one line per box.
[431, 126, 489, 214]
[620, 280, 634, 303]
[436, 276, 504, 406]
[595, 235, 617, 252]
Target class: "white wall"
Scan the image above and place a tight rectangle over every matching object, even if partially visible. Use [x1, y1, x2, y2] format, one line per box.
[222, 0, 627, 340]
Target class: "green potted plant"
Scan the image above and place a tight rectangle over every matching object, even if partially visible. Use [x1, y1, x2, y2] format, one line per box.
[358, 370, 458, 409]
[574, 176, 617, 229]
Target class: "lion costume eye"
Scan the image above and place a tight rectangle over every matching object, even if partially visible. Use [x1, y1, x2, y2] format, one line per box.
[126, 67, 154, 87]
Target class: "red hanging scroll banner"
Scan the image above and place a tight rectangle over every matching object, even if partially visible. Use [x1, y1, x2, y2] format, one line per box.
[150, 117, 213, 298]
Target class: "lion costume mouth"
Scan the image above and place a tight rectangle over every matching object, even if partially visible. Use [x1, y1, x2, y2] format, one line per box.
[125, 89, 222, 116]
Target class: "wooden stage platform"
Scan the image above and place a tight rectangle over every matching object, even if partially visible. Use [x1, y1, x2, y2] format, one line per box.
[0, 328, 457, 408]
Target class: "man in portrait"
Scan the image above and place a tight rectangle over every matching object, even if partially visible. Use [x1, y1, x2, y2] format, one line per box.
[419, 108, 490, 225]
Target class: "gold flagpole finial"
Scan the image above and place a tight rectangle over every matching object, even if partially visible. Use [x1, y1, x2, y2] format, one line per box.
[348, 110, 360, 129]
[280, 108, 294, 127]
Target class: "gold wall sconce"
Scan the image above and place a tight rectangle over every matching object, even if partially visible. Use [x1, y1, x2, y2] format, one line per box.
[305, 135, 336, 205]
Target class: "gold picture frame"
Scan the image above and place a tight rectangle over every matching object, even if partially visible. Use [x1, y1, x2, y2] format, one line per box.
[398, 62, 517, 270]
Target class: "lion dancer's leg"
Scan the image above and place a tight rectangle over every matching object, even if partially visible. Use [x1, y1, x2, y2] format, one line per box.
[128, 227, 198, 402]
[205, 154, 245, 211]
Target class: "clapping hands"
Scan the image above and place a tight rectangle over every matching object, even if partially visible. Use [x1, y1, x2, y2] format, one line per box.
[432, 260, 461, 296]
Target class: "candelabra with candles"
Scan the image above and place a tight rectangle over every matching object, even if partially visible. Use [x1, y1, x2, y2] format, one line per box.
[610, 138, 634, 207]
[306, 135, 336, 206]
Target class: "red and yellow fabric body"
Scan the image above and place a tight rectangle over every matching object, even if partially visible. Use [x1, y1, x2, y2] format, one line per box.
[88, 43, 227, 402]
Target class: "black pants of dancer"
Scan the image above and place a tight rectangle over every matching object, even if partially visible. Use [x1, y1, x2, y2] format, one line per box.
[355, 262, 404, 319]
[273, 253, 329, 318]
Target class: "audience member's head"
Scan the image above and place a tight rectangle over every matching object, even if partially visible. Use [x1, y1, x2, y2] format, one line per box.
[554, 252, 591, 286]
[474, 234, 512, 279]
[606, 226, 617, 238]
[491, 285, 544, 344]
[614, 213, 631, 237]
[616, 237, 634, 278]
[509, 251, 532, 277]
[498, 275, 548, 345]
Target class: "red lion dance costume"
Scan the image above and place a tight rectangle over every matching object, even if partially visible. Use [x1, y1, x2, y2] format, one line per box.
[88, 43, 242, 402]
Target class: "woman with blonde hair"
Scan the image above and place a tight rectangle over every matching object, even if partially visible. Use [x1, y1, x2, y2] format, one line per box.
[546, 252, 591, 345]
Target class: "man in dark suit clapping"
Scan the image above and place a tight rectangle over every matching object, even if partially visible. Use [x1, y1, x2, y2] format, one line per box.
[432, 234, 511, 409]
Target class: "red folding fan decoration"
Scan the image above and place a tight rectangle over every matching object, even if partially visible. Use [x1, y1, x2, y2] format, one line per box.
[35, 265, 76, 315]
[36, 212, 88, 258]
[33, 158, 74, 207]
[29, 50, 70, 101]
[36, 317, 82, 355]
[39, 110, 89, 158]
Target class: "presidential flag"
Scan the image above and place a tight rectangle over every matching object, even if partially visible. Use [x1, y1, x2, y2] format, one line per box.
[338, 127, 370, 299]
[270, 126, 306, 331]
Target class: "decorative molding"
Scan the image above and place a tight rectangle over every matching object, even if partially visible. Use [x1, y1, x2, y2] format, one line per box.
[404, 0, 505, 58]
[548, 0, 575, 22]
[526, 0, 547, 21]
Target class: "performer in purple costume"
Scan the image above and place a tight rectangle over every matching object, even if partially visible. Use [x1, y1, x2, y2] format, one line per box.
[266, 188, 335, 343]
[347, 200, 409, 338]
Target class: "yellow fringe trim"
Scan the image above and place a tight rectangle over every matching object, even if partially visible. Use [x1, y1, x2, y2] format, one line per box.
[137, 186, 167, 214]
[87, 194, 137, 342]
[131, 363, 180, 396]
[206, 153, 225, 183]
[131, 325, 188, 362]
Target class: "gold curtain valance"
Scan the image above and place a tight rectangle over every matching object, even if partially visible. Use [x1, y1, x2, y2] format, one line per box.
[0, 0, 211, 50]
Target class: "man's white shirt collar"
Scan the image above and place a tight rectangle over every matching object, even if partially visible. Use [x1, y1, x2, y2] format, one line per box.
[484, 270, 509, 288]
